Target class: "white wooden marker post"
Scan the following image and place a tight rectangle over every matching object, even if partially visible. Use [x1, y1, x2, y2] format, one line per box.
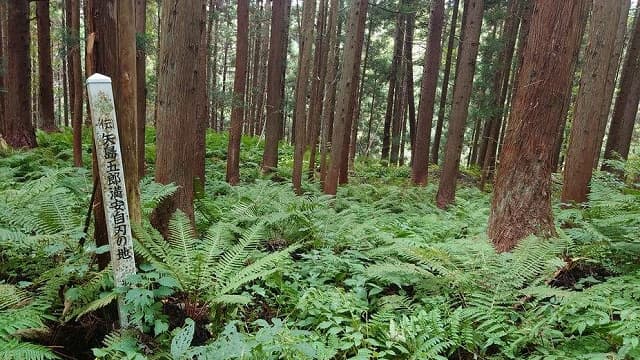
[87, 74, 136, 327]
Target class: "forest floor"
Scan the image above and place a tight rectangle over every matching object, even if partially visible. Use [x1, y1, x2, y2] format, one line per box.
[1, 129, 640, 359]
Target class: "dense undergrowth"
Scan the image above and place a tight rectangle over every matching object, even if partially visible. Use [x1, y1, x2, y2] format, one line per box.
[1, 129, 639, 359]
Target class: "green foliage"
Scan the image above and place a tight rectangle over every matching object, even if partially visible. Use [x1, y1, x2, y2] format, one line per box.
[1, 130, 639, 359]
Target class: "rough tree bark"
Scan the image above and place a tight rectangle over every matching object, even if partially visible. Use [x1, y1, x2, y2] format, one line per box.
[308, 0, 329, 178]
[562, 0, 626, 203]
[412, 0, 444, 185]
[135, 0, 147, 177]
[262, 0, 289, 172]
[381, 4, 405, 164]
[319, 0, 339, 185]
[324, 0, 368, 195]
[153, 0, 205, 231]
[195, 0, 208, 185]
[435, 0, 484, 208]
[37, 1, 56, 132]
[479, 0, 521, 190]
[70, 0, 83, 166]
[390, 10, 408, 166]
[488, 0, 589, 252]
[5, 0, 36, 148]
[0, 1, 5, 136]
[292, 0, 315, 194]
[602, 9, 640, 173]
[226, 0, 249, 185]
[431, 0, 459, 164]
[594, 0, 630, 168]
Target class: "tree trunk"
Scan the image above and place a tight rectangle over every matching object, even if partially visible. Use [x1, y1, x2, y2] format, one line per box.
[412, 0, 444, 185]
[594, 0, 630, 169]
[479, 0, 521, 190]
[0, 1, 5, 136]
[135, 0, 147, 178]
[338, 0, 368, 183]
[226, 0, 249, 185]
[431, 0, 459, 164]
[153, 0, 205, 232]
[602, 9, 640, 173]
[324, 0, 367, 195]
[262, 0, 289, 172]
[562, 0, 627, 203]
[116, 0, 142, 225]
[71, 0, 83, 166]
[319, 0, 339, 185]
[388, 11, 406, 166]
[405, 12, 417, 161]
[292, 0, 315, 194]
[488, 0, 589, 253]
[5, 0, 36, 148]
[308, 0, 329, 178]
[194, 0, 208, 185]
[435, 0, 484, 208]
[208, 0, 218, 129]
[381, 5, 405, 164]
[37, 1, 56, 132]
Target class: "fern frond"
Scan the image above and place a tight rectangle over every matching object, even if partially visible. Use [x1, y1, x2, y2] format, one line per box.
[0, 339, 59, 360]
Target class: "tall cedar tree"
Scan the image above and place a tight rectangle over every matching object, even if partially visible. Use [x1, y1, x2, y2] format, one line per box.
[135, 0, 147, 177]
[0, 1, 5, 137]
[227, 0, 249, 185]
[262, 0, 289, 172]
[195, 0, 208, 184]
[389, 9, 410, 165]
[602, 9, 640, 173]
[292, 0, 316, 194]
[324, 0, 368, 195]
[478, 0, 520, 190]
[488, 0, 589, 252]
[5, 0, 36, 148]
[319, 0, 339, 185]
[412, 0, 444, 185]
[594, 0, 630, 168]
[307, 0, 329, 178]
[36, 1, 56, 132]
[339, 1, 368, 182]
[435, 0, 484, 208]
[153, 0, 205, 232]
[562, 0, 628, 203]
[70, 0, 83, 166]
[432, 0, 459, 164]
[381, 4, 405, 163]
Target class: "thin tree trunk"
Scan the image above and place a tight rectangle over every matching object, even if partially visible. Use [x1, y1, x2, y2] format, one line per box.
[292, 0, 316, 194]
[5, 0, 36, 148]
[381, 5, 405, 164]
[71, 0, 83, 166]
[488, 0, 589, 252]
[135, 0, 147, 178]
[602, 9, 640, 174]
[219, 35, 230, 131]
[431, 0, 459, 164]
[37, 1, 56, 132]
[594, 0, 630, 169]
[195, 0, 208, 185]
[436, 0, 484, 208]
[479, 0, 521, 190]
[262, 0, 289, 172]
[0, 2, 5, 136]
[308, 0, 329, 178]
[338, 0, 368, 184]
[226, 0, 249, 185]
[412, 0, 444, 185]
[349, 9, 373, 166]
[319, 0, 339, 185]
[405, 11, 417, 161]
[324, 0, 367, 195]
[117, 0, 142, 224]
